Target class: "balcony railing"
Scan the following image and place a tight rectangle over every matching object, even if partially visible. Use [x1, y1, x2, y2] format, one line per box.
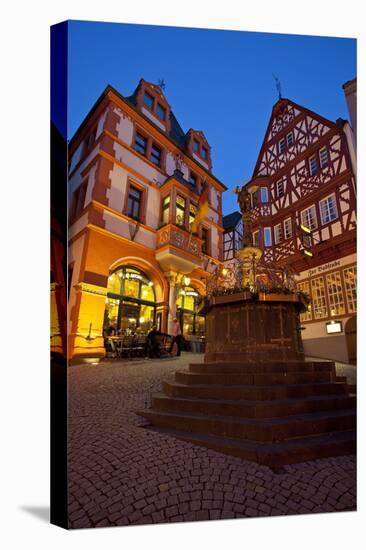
[157, 224, 202, 259]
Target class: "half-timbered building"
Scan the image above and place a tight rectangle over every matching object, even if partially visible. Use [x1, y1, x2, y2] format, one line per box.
[244, 97, 356, 363]
[223, 211, 243, 264]
[66, 79, 226, 360]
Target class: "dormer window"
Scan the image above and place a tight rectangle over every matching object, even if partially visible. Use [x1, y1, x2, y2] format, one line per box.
[156, 103, 166, 121]
[201, 147, 208, 160]
[143, 92, 154, 110]
[193, 139, 200, 152]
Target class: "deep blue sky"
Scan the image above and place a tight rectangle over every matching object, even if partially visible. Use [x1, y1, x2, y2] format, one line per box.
[67, 21, 356, 215]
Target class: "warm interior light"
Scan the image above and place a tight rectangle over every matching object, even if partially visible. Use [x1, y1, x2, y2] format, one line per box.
[148, 281, 154, 287]
[303, 249, 313, 257]
[300, 224, 311, 234]
[183, 276, 190, 286]
[221, 268, 228, 277]
[139, 317, 145, 324]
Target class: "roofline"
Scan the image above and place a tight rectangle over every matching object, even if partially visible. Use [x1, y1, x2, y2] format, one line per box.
[69, 83, 227, 191]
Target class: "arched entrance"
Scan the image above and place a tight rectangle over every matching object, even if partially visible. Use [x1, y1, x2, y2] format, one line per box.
[104, 266, 156, 335]
[345, 315, 357, 364]
[176, 286, 205, 336]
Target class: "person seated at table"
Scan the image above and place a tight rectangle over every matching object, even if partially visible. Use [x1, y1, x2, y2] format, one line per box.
[144, 325, 161, 359]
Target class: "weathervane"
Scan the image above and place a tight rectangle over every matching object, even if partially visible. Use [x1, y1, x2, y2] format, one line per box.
[158, 78, 166, 91]
[272, 74, 282, 100]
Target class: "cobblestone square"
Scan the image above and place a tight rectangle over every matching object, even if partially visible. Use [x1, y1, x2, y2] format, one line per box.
[68, 353, 356, 529]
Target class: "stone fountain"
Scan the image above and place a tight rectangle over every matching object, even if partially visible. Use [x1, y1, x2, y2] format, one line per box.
[137, 185, 356, 467]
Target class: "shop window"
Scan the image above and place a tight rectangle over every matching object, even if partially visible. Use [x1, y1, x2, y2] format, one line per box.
[343, 267, 357, 313]
[311, 276, 328, 319]
[105, 266, 156, 336]
[176, 286, 203, 336]
[127, 185, 142, 220]
[326, 271, 345, 316]
[297, 280, 312, 321]
[175, 195, 186, 227]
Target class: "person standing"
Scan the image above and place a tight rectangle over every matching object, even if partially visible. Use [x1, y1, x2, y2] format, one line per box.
[169, 318, 183, 356]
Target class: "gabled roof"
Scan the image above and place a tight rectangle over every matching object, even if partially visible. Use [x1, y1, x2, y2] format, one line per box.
[252, 97, 339, 178]
[223, 211, 241, 231]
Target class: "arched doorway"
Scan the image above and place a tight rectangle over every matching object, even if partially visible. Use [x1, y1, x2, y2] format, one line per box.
[104, 266, 156, 335]
[345, 315, 357, 364]
[176, 286, 205, 336]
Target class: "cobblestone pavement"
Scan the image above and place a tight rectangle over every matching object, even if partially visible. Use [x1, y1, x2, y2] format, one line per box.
[68, 353, 356, 529]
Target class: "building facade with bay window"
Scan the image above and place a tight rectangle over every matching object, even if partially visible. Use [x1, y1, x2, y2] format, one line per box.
[66, 79, 226, 360]
[242, 91, 356, 363]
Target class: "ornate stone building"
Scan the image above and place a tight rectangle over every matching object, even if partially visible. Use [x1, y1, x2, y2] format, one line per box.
[243, 95, 356, 363]
[67, 79, 226, 360]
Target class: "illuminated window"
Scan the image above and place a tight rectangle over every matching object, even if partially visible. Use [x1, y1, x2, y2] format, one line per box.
[319, 147, 329, 168]
[189, 203, 198, 231]
[176, 195, 186, 226]
[161, 195, 170, 225]
[284, 218, 292, 239]
[344, 266, 357, 313]
[311, 276, 328, 319]
[127, 185, 142, 220]
[297, 280, 312, 322]
[264, 227, 272, 247]
[134, 133, 147, 155]
[320, 194, 338, 224]
[276, 179, 285, 198]
[301, 205, 317, 231]
[274, 223, 283, 244]
[309, 155, 318, 176]
[105, 266, 156, 336]
[326, 271, 345, 316]
[176, 286, 203, 336]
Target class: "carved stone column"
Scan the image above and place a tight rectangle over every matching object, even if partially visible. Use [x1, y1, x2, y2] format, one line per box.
[166, 271, 178, 335]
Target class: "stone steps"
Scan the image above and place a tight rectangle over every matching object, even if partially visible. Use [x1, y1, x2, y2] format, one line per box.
[146, 426, 356, 467]
[189, 361, 335, 374]
[138, 408, 355, 443]
[151, 392, 356, 419]
[163, 380, 349, 400]
[175, 370, 337, 386]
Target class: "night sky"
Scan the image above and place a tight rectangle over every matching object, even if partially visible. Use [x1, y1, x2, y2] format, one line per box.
[67, 20, 356, 215]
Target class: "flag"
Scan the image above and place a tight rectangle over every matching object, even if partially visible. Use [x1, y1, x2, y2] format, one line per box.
[191, 181, 209, 233]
